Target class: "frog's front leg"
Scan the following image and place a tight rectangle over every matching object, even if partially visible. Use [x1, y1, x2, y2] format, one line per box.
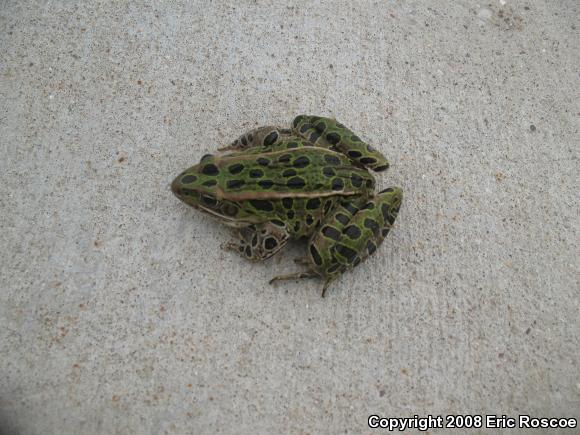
[292, 115, 390, 173]
[270, 187, 402, 296]
[219, 125, 292, 152]
[226, 221, 289, 261]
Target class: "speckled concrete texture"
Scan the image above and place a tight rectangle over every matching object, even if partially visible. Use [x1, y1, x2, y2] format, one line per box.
[1, 1, 578, 434]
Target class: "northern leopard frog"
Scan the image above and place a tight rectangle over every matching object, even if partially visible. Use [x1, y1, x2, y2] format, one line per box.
[171, 115, 402, 296]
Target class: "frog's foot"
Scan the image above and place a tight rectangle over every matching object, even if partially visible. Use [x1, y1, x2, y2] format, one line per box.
[269, 271, 319, 284]
[227, 221, 289, 261]
[292, 115, 390, 172]
[219, 126, 287, 152]
[269, 272, 333, 297]
[293, 257, 311, 266]
[306, 187, 403, 294]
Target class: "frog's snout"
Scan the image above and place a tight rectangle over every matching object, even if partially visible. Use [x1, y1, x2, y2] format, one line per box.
[171, 176, 183, 196]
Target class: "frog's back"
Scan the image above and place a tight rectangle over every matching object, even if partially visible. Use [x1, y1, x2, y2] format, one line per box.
[193, 148, 375, 201]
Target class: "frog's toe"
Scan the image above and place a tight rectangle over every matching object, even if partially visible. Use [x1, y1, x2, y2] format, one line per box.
[269, 270, 319, 285]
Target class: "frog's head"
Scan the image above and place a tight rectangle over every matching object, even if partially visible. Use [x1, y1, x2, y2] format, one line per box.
[171, 154, 243, 225]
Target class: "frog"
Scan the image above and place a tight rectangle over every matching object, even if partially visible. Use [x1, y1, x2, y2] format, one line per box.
[171, 115, 402, 297]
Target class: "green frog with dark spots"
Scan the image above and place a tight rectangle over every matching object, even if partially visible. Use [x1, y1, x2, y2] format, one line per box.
[171, 115, 402, 296]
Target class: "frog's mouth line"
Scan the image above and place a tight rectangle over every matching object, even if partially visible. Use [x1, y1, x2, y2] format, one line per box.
[196, 205, 249, 228]
[178, 193, 252, 228]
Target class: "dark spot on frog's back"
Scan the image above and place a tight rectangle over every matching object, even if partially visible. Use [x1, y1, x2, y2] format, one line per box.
[202, 164, 219, 176]
[257, 157, 270, 166]
[249, 169, 264, 178]
[227, 179, 245, 189]
[322, 167, 335, 178]
[282, 169, 297, 177]
[258, 180, 274, 189]
[300, 123, 313, 133]
[228, 163, 244, 174]
[202, 179, 217, 187]
[348, 150, 362, 159]
[324, 154, 341, 165]
[287, 177, 306, 189]
[293, 156, 310, 168]
[249, 199, 274, 212]
[278, 154, 292, 163]
[331, 178, 344, 191]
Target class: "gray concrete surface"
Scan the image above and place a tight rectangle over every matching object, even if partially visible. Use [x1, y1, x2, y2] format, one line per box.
[1, 1, 578, 434]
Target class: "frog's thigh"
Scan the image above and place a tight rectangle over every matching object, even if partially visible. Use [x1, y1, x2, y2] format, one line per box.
[291, 115, 390, 172]
[230, 221, 290, 261]
[309, 187, 403, 278]
[220, 126, 290, 152]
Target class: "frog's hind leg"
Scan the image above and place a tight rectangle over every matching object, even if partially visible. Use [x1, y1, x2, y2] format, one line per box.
[291, 115, 390, 173]
[226, 221, 289, 261]
[305, 187, 403, 296]
[219, 125, 293, 152]
[269, 196, 370, 297]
